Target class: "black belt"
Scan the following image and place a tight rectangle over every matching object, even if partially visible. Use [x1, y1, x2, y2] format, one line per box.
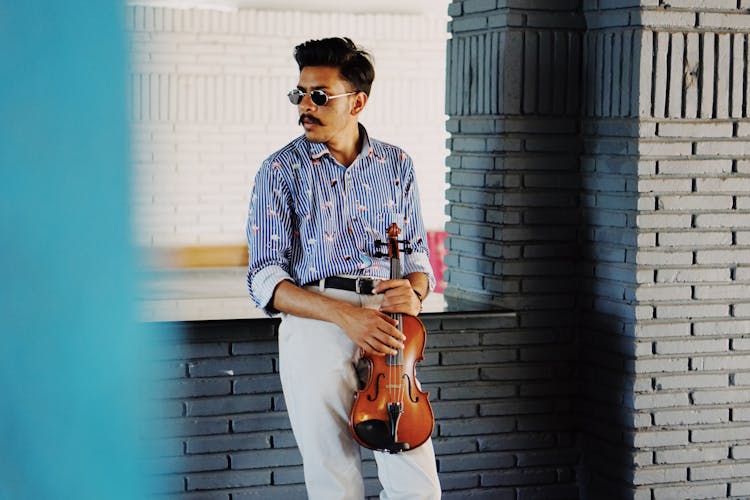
[304, 276, 381, 295]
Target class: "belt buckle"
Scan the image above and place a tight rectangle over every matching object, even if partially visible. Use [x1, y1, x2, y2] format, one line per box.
[355, 277, 376, 295]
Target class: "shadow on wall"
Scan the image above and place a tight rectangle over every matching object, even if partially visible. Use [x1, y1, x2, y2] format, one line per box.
[444, 2, 643, 497]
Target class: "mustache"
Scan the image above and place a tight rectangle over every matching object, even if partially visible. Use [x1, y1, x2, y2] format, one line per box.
[299, 114, 322, 126]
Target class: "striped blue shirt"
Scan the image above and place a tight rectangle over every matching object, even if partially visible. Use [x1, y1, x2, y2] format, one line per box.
[246, 125, 435, 316]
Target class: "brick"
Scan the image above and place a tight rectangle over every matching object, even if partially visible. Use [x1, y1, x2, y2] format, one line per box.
[439, 417, 515, 436]
[691, 462, 750, 480]
[635, 250, 692, 266]
[633, 322, 690, 338]
[693, 320, 750, 342]
[652, 483, 727, 500]
[272, 466, 304, 485]
[638, 178, 693, 193]
[633, 392, 690, 409]
[655, 374, 727, 390]
[700, 12, 750, 29]
[186, 434, 270, 454]
[695, 212, 750, 228]
[657, 159, 732, 175]
[166, 417, 229, 438]
[657, 195, 733, 210]
[433, 437, 480, 455]
[655, 304, 729, 320]
[636, 214, 691, 229]
[186, 470, 269, 491]
[632, 466, 686, 485]
[451, 15, 489, 33]
[482, 468, 557, 487]
[733, 480, 750, 497]
[463, 0, 497, 13]
[232, 484, 307, 498]
[441, 349, 517, 365]
[438, 471, 480, 490]
[695, 355, 750, 370]
[657, 231, 732, 247]
[230, 448, 302, 469]
[697, 139, 750, 156]
[185, 395, 271, 417]
[433, 401, 479, 419]
[696, 178, 750, 192]
[439, 451, 514, 472]
[161, 379, 232, 398]
[653, 408, 729, 425]
[152, 453, 227, 474]
[636, 141, 693, 157]
[735, 303, 750, 317]
[658, 122, 733, 138]
[188, 356, 273, 377]
[232, 374, 282, 394]
[696, 250, 750, 265]
[656, 338, 728, 354]
[231, 413, 291, 433]
[656, 268, 731, 283]
[695, 284, 750, 300]
[634, 285, 692, 302]
[634, 357, 688, 373]
[692, 389, 750, 405]
[632, 429, 688, 448]
[655, 446, 727, 464]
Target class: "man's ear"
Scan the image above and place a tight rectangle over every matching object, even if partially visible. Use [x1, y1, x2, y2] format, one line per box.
[350, 92, 368, 116]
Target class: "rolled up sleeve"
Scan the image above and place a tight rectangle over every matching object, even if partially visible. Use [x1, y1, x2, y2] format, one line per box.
[246, 161, 294, 316]
[400, 154, 436, 292]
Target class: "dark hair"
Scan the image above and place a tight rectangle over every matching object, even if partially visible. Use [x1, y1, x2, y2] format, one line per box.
[293, 37, 375, 96]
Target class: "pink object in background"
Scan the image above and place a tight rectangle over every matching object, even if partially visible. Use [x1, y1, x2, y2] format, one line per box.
[427, 231, 448, 293]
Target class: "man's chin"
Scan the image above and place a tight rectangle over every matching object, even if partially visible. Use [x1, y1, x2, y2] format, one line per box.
[303, 129, 326, 143]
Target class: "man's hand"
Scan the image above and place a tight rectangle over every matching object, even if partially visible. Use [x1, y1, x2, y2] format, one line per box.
[374, 279, 423, 317]
[335, 303, 405, 357]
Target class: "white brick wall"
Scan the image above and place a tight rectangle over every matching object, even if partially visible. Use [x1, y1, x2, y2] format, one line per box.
[127, 5, 450, 247]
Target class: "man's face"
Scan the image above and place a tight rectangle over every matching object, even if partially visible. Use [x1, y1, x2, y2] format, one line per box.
[295, 66, 358, 143]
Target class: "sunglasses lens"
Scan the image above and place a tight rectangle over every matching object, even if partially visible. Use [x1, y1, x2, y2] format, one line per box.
[288, 90, 303, 105]
[310, 90, 328, 106]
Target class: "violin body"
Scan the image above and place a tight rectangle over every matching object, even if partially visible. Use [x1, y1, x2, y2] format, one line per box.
[348, 222, 435, 454]
[349, 314, 434, 453]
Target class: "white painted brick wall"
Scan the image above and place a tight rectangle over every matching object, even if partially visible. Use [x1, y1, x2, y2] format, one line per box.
[127, 5, 449, 247]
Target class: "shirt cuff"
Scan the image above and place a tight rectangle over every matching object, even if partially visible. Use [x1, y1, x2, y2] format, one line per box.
[402, 252, 436, 293]
[251, 265, 294, 317]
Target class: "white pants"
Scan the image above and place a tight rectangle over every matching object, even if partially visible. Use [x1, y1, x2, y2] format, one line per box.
[278, 286, 441, 500]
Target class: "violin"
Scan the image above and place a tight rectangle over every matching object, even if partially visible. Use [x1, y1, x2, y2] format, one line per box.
[348, 222, 434, 454]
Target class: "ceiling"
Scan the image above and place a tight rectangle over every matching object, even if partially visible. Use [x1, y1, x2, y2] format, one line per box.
[127, 0, 449, 15]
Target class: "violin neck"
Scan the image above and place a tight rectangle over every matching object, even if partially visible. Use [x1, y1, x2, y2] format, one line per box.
[386, 229, 405, 367]
[390, 253, 401, 281]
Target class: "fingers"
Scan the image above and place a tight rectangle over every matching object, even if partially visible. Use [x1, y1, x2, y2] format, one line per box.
[361, 312, 406, 356]
[373, 279, 410, 295]
[374, 279, 417, 314]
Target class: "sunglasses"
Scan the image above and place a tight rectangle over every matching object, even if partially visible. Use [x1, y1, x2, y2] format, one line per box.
[287, 88, 358, 106]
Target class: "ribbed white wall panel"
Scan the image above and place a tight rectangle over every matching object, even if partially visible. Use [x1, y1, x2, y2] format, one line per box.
[128, 5, 449, 247]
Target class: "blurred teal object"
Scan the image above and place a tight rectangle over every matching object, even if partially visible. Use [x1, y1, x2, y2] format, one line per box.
[0, 2, 157, 498]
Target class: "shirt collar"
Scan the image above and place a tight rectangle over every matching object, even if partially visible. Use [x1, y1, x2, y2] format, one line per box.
[306, 123, 375, 162]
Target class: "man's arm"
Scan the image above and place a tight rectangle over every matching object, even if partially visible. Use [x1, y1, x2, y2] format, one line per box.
[270, 280, 406, 357]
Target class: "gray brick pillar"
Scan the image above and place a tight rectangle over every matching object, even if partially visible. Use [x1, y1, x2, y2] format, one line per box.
[578, 3, 645, 498]
[445, 0, 584, 316]
[617, 3, 750, 499]
[445, 1, 584, 498]
[448, 0, 750, 498]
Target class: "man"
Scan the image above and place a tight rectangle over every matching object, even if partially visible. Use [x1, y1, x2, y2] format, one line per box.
[246, 37, 441, 500]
